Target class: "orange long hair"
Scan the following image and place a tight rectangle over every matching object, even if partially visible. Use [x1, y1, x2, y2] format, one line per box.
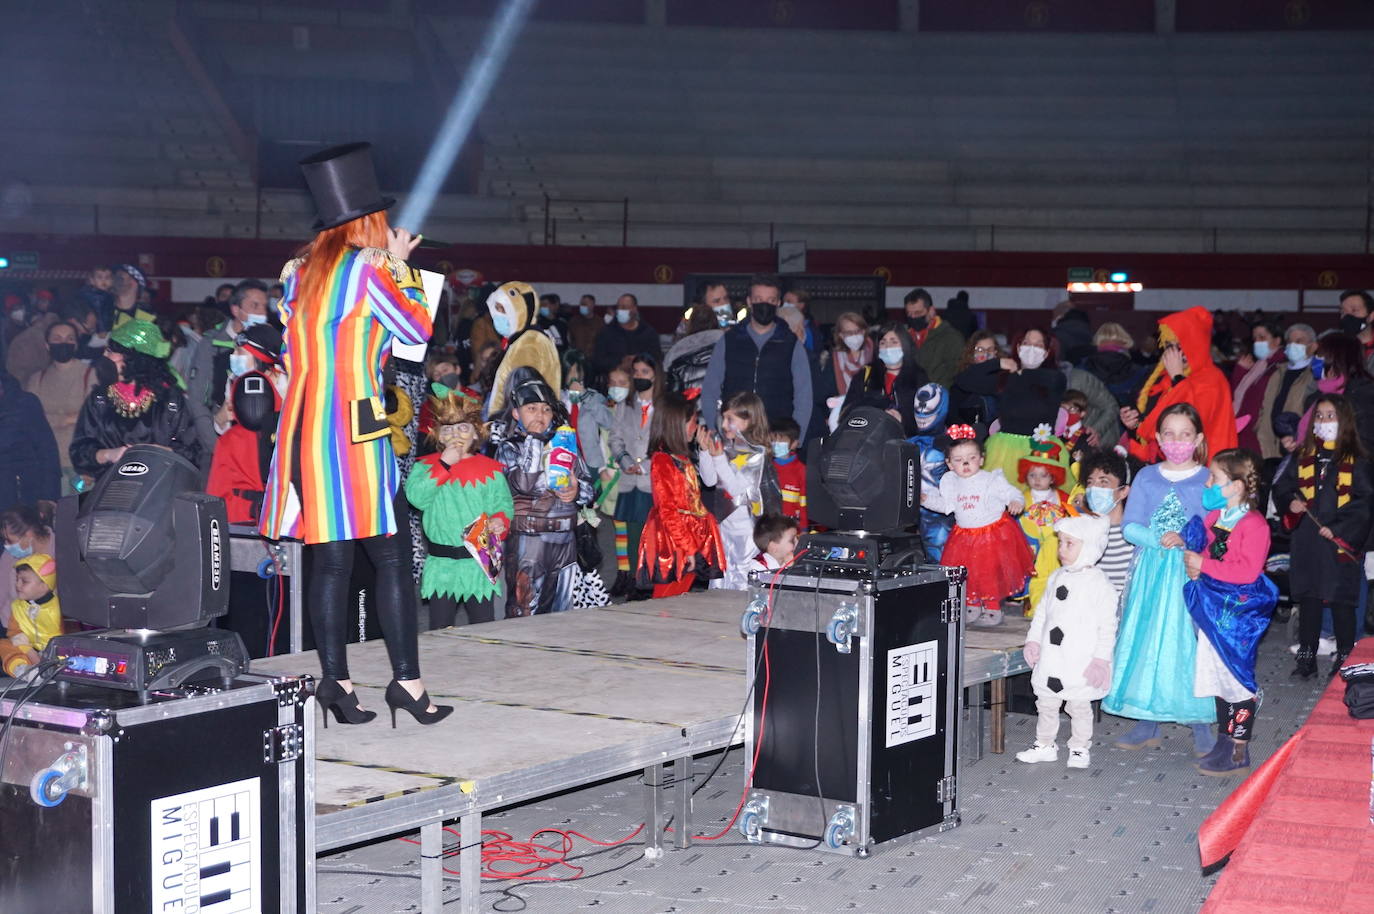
[293, 211, 392, 311]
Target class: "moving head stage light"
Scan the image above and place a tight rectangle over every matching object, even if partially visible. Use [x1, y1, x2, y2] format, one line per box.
[45, 446, 246, 697]
[802, 407, 922, 575]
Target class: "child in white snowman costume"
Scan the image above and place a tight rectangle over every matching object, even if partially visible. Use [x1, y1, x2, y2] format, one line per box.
[1016, 513, 1120, 769]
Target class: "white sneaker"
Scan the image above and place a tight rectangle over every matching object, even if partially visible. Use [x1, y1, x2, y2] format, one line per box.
[963, 602, 983, 626]
[1016, 743, 1058, 763]
[1066, 749, 1091, 769]
[975, 608, 1004, 626]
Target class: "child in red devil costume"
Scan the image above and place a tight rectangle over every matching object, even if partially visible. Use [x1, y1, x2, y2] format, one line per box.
[636, 392, 726, 598]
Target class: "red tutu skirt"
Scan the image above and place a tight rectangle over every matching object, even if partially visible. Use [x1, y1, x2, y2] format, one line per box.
[941, 514, 1035, 605]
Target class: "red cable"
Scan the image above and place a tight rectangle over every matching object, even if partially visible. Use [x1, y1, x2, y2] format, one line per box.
[686, 557, 792, 841]
[398, 823, 645, 881]
[267, 567, 285, 657]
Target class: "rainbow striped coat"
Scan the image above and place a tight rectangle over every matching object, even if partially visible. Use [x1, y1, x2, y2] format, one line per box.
[259, 247, 432, 544]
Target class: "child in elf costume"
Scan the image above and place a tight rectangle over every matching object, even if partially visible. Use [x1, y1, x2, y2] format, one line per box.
[1017, 424, 1076, 615]
[405, 392, 514, 626]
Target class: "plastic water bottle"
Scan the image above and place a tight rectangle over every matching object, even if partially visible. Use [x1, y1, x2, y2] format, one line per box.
[546, 425, 578, 491]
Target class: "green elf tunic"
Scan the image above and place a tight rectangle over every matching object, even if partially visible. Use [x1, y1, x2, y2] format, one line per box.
[405, 452, 514, 602]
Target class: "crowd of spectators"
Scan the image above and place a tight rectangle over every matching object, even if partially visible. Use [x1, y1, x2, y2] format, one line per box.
[4, 263, 1373, 685]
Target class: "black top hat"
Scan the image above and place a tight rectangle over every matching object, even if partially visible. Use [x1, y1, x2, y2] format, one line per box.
[299, 142, 395, 231]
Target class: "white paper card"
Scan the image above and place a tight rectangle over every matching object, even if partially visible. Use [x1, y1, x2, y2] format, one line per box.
[392, 268, 444, 361]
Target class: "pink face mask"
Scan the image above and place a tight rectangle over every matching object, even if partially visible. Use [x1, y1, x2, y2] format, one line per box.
[1158, 440, 1197, 465]
[1317, 375, 1345, 394]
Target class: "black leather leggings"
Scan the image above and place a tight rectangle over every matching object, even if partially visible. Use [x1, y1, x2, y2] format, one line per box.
[308, 534, 420, 681]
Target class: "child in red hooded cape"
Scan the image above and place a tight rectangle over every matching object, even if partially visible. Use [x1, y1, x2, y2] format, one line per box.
[1126, 307, 1238, 464]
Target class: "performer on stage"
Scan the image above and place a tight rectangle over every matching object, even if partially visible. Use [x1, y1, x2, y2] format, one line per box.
[259, 142, 451, 728]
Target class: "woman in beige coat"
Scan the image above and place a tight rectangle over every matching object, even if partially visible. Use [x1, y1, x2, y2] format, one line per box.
[25, 321, 95, 489]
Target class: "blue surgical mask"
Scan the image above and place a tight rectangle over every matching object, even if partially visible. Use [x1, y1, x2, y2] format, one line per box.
[242, 312, 268, 328]
[1285, 341, 1312, 367]
[539, 306, 552, 319]
[1201, 482, 1230, 512]
[616, 308, 633, 324]
[878, 347, 903, 367]
[771, 441, 790, 459]
[492, 310, 513, 337]
[579, 305, 592, 317]
[1085, 486, 1118, 514]
[4, 542, 32, 559]
[229, 352, 255, 376]
[1252, 340, 1272, 360]
[608, 386, 629, 403]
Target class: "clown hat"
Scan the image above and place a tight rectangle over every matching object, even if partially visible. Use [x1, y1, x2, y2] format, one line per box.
[1017, 423, 1070, 488]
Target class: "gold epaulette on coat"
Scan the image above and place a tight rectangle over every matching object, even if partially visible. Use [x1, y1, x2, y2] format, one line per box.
[279, 256, 305, 282]
[358, 247, 423, 291]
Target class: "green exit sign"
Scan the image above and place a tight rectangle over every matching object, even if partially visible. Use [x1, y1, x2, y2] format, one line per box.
[1067, 267, 1093, 282]
[7, 251, 38, 270]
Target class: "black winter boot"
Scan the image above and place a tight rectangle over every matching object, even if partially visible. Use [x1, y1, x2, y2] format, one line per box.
[1292, 648, 1317, 679]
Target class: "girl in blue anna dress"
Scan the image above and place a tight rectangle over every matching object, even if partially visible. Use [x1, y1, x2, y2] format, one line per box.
[1105, 403, 1218, 755]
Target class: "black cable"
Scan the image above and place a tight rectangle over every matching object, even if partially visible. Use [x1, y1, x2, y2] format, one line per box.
[803, 570, 827, 851]
[0, 660, 68, 792]
[690, 563, 791, 799]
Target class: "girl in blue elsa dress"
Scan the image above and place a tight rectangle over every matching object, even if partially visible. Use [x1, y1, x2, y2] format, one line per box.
[1104, 403, 1218, 755]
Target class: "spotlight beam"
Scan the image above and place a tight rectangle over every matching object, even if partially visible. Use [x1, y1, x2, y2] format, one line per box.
[395, 0, 536, 232]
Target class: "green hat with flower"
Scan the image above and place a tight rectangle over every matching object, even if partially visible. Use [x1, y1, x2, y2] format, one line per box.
[108, 319, 171, 360]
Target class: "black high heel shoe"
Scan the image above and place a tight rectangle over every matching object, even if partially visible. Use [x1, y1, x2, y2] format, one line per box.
[316, 678, 377, 727]
[385, 680, 454, 727]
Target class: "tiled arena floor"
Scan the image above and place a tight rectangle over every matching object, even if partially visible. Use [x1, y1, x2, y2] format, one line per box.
[317, 613, 1328, 914]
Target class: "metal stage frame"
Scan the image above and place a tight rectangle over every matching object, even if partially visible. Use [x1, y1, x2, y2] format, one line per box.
[251, 590, 1029, 914]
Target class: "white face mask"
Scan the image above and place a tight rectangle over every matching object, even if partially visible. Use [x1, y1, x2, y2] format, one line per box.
[842, 333, 865, 352]
[616, 308, 633, 324]
[1314, 420, 1339, 442]
[607, 386, 629, 403]
[229, 352, 255, 376]
[1017, 344, 1047, 369]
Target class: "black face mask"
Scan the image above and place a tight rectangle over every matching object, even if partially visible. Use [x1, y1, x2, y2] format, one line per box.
[632, 377, 654, 393]
[437, 372, 461, 391]
[906, 314, 929, 332]
[93, 356, 119, 386]
[49, 343, 76, 363]
[749, 301, 777, 326]
[1340, 313, 1367, 337]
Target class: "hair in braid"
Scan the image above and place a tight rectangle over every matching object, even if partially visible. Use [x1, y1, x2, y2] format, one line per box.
[1212, 448, 1263, 509]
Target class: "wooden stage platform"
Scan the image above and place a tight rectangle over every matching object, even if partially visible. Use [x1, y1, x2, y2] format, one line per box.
[251, 588, 1029, 913]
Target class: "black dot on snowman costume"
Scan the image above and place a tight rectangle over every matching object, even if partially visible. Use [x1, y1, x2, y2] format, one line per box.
[1056, 584, 1069, 601]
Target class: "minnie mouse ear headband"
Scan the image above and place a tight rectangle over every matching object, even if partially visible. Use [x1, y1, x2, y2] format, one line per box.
[936, 422, 987, 454]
